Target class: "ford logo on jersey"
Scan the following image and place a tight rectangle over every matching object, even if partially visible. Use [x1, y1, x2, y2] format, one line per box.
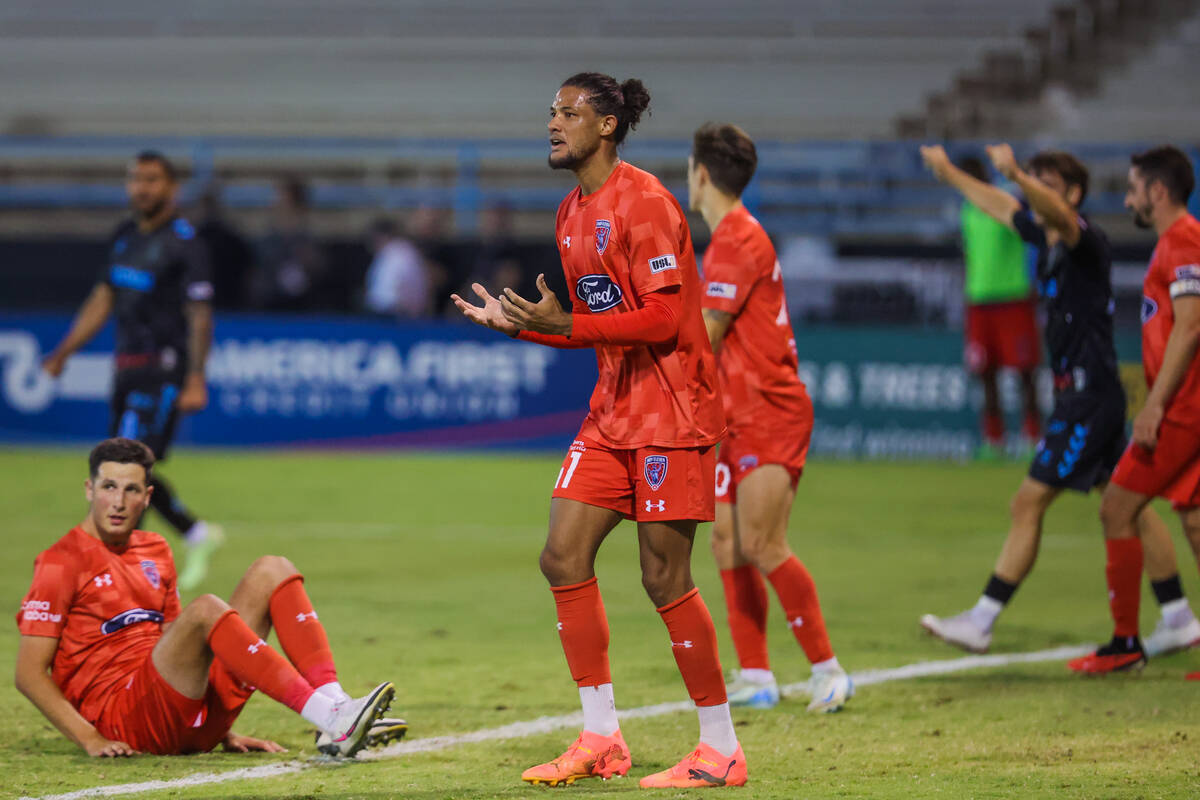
[576, 274, 623, 313]
[1142, 295, 1158, 324]
[101, 608, 164, 635]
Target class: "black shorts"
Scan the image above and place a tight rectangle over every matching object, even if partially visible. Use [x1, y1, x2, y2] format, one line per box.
[108, 369, 183, 461]
[1028, 387, 1127, 493]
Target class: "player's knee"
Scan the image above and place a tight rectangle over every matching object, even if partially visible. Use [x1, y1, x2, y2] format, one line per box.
[185, 593, 230, 628]
[245, 554, 298, 584]
[640, 563, 688, 607]
[538, 545, 575, 585]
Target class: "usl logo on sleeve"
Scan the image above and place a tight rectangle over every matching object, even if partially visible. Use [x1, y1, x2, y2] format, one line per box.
[648, 254, 677, 274]
[706, 282, 737, 299]
[576, 274, 624, 312]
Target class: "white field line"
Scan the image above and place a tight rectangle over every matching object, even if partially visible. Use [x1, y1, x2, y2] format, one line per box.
[21, 644, 1093, 800]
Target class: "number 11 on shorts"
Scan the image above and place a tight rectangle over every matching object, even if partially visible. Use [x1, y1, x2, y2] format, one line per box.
[556, 450, 583, 489]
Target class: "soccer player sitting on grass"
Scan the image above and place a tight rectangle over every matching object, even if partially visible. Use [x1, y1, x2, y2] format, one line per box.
[15, 438, 398, 758]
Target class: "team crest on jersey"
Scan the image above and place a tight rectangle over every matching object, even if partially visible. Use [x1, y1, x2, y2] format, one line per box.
[1142, 295, 1159, 324]
[594, 220, 612, 254]
[140, 559, 161, 589]
[644, 455, 669, 491]
[576, 274, 623, 312]
[738, 455, 759, 472]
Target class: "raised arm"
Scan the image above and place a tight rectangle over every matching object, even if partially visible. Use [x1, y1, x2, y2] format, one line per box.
[987, 143, 1081, 247]
[921, 145, 1021, 229]
[15, 635, 135, 757]
[42, 284, 115, 377]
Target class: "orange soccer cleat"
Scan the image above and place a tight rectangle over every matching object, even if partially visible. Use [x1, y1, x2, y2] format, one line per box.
[638, 742, 747, 788]
[1067, 637, 1147, 675]
[521, 729, 632, 787]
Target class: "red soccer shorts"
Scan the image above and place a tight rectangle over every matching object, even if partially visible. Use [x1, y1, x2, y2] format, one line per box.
[552, 434, 715, 522]
[1111, 418, 1200, 510]
[965, 299, 1040, 373]
[715, 419, 811, 505]
[94, 652, 254, 754]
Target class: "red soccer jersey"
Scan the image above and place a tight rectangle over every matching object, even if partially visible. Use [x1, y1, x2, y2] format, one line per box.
[17, 527, 179, 723]
[1142, 213, 1200, 427]
[553, 161, 725, 449]
[700, 205, 810, 430]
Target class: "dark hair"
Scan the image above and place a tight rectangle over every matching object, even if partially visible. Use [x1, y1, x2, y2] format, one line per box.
[1028, 150, 1090, 206]
[89, 437, 155, 480]
[692, 123, 758, 197]
[957, 155, 988, 184]
[133, 150, 177, 182]
[1131, 145, 1195, 205]
[560, 72, 651, 145]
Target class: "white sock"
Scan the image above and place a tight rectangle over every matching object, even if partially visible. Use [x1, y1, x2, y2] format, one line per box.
[316, 681, 351, 705]
[1161, 597, 1194, 627]
[579, 684, 619, 736]
[739, 668, 775, 685]
[300, 690, 340, 733]
[184, 521, 208, 545]
[697, 703, 738, 757]
[811, 656, 841, 674]
[968, 595, 1004, 633]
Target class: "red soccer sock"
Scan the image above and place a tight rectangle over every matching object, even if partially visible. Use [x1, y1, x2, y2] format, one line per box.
[1022, 411, 1041, 441]
[767, 556, 835, 665]
[657, 588, 727, 706]
[208, 609, 315, 713]
[269, 574, 338, 690]
[1106, 537, 1144, 639]
[551, 577, 612, 687]
[719, 566, 770, 671]
[983, 412, 1005, 445]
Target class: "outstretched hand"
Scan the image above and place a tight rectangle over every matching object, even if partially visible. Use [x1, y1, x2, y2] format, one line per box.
[500, 274, 572, 336]
[920, 145, 952, 182]
[85, 735, 137, 758]
[451, 283, 520, 336]
[222, 732, 287, 754]
[986, 143, 1019, 180]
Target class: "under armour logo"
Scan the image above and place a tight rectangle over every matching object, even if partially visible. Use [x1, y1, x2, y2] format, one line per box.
[247, 638, 267, 654]
[645, 500, 666, 512]
[296, 611, 318, 622]
[671, 640, 694, 649]
[562, 236, 572, 248]
[557, 622, 563, 631]
[788, 616, 804, 629]
[94, 574, 113, 588]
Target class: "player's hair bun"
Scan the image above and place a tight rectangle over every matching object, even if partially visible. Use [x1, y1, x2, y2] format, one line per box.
[620, 78, 652, 131]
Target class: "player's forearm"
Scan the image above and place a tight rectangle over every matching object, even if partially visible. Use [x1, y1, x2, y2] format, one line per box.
[1011, 169, 1077, 240]
[516, 330, 592, 349]
[569, 293, 681, 346]
[702, 309, 732, 354]
[53, 286, 113, 358]
[185, 302, 213, 376]
[15, 669, 102, 751]
[1146, 322, 1200, 412]
[942, 166, 1021, 227]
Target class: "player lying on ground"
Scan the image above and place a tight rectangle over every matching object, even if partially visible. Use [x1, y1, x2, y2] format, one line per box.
[454, 72, 746, 789]
[687, 122, 852, 712]
[42, 150, 223, 592]
[15, 437, 400, 757]
[1071, 146, 1200, 675]
[919, 144, 1200, 657]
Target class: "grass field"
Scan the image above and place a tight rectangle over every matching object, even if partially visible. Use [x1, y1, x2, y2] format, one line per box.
[4, 448, 1200, 799]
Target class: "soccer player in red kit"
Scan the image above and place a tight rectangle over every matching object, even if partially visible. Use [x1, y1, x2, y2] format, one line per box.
[452, 73, 745, 788]
[1069, 146, 1200, 675]
[15, 438, 398, 757]
[687, 123, 851, 713]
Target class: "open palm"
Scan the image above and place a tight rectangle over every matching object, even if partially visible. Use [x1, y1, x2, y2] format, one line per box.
[451, 283, 520, 336]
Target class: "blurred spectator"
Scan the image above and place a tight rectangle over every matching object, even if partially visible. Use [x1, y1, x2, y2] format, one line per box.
[249, 176, 328, 310]
[409, 205, 456, 315]
[193, 185, 254, 310]
[362, 216, 431, 317]
[458, 203, 523, 301]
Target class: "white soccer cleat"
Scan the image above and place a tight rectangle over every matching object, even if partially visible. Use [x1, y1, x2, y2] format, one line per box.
[920, 612, 991, 654]
[1144, 614, 1200, 657]
[806, 667, 853, 713]
[315, 716, 407, 751]
[316, 682, 395, 758]
[725, 673, 780, 709]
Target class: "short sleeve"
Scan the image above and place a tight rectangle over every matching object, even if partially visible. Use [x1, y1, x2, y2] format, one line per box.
[16, 553, 75, 638]
[1011, 209, 1045, 247]
[701, 242, 759, 316]
[624, 193, 685, 299]
[173, 219, 215, 303]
